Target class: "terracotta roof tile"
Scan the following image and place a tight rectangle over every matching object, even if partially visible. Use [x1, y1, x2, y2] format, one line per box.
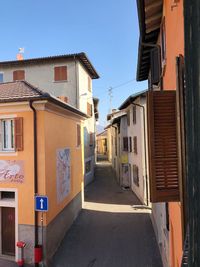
[0, 81, 46, 101]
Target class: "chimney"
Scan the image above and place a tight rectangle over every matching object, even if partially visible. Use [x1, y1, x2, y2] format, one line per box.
[16, 48, 24, 60]
[58, 96, 68, 103]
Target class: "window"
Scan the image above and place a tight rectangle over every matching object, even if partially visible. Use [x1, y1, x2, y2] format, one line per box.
[127, 110, 130, 126]
[0, 117, 23, 151]
[0, 73, 3, 83]
[85, 160, 91, 174]
[123, 137, 128, 151]
[54, 66, 67, 81]
[133, 136, 137, 154]
[150, 46, 161, 85]
[133, 106, 136, 124]
[88, 76, 91, 92]
[77, 124, 81, 147]
[87, 103, 92, 117]
[13, 70, 25, 81]
[129, 137, 132, 152]
[1, 192, 15, 199]
[147, 90, 179, 202]
[133, 165, 139, 186]
[89, 133, 93, 146]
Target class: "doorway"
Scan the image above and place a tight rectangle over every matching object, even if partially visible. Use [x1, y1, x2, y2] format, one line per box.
[2, 207, 15, 256]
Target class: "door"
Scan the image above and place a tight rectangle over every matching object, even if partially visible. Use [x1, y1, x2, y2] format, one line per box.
[2, 207, 15, 256]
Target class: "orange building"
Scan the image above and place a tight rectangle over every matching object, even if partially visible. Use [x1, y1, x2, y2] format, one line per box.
[136, 0, 185, 266]
[0, 81, 86, 266]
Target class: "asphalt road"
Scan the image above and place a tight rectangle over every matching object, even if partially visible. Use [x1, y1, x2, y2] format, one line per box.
[50, 161, 163, 267]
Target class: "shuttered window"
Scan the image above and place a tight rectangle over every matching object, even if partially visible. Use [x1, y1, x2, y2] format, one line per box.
[89, 133, 93, 146]
[77, 124, 81, 147]
[133, 165, 139, 186]
[88, 76, 91, 92]
[127, 110, 130, 126]
[123, 137, 128, 151]
[87, 103, 92, 117]
[133, 136, 137, 154]
[147, 90, 179, 202]
[54, 66, 67, 81]
[129, 137, 132, 152]
[133, 106, 136, 124]
[14, 117, 23, 151]
[13, 70, 25, 81]
[150, 47, 161, 85]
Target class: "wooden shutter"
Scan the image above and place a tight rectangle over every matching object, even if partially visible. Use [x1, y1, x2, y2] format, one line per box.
[127, 110, 130, 126]
[87, 103, 92, 117]
[14, 117, 23, 151]
[133, 165, 139, 186]
[77, 124, 81, 147]
[133, 106, 136, 124]
[150, 47, 161, 85]
[89, 133, 93, 146]
[123, 137, 128, 151]
[129, 137, 132, 152]
[133, 136, 137, 154]
[54, 66, 67, 81]
[147, 90, 179, 202]
[13, 70, 25, 81]
[88, 76, 91, 92]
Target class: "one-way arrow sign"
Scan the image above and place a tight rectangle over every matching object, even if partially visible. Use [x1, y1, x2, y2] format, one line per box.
[35, 196, 48, 212]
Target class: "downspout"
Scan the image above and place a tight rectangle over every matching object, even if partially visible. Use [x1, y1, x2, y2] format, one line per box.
[29, 100, 39, 267]
[74, 56, 79, 109]
[140, 41, 163, 90]
[131, 101, 149, 206]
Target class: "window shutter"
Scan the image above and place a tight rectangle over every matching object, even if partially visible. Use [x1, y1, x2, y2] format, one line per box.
[89, 133, 93, 146]
[0, 122, 2, 151]
[127, 110, 130, 126]
[133, 165, 139, 186]
[14, 117, 23, 151]
[13, 70, 25, 81]
[133, 136, 137, 154]
[88, 77, 91, 92]
[133, 106, 136, 124]
[147, 90, 179, 202]
[150, 47, 161, 85]
[129, 137, 132, 152]
[54, 66, 67, 81]
[87, 103, 92, 117]
[123, 137, 128, 151]
[77, 124, 81, 147]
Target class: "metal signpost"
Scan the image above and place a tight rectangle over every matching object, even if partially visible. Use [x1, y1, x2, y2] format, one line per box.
[35, 196, 48, 266]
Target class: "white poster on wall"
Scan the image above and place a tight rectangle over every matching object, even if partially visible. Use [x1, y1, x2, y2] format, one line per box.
[56, 148, 71, 203]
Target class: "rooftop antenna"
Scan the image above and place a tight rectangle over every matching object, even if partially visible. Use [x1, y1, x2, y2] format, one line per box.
[16, 47, 24, 60]
[108, 87, 113, 113]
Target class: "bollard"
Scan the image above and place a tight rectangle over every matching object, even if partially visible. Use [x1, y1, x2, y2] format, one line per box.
[16, 241, 26, 267]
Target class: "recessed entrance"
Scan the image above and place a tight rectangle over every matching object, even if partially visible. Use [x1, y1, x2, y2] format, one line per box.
[2, 207, 15, 256]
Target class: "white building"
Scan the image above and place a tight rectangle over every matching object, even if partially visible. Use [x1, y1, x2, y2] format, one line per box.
[0, 53, 99, 186]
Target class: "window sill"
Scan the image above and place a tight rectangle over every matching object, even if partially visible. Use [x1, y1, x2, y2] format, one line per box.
[0, 151, 17, 156]
[53, 80, 68, 83]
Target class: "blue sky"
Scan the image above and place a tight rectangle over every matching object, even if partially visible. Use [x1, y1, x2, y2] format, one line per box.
[0, 0, 147, 126]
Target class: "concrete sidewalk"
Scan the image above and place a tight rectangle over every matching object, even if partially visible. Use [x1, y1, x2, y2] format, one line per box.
[50, 162, 163, 267]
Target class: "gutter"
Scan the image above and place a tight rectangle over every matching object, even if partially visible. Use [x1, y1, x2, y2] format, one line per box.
[29, 100, 39, 267]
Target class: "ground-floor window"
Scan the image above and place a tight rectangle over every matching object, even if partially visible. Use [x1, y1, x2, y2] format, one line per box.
[85, 160, 91, 174]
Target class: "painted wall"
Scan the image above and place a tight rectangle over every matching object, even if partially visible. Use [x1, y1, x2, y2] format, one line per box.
[127, 97, 147, 204]
[0, 59, 77, 107]
[161, 0, 184, 266]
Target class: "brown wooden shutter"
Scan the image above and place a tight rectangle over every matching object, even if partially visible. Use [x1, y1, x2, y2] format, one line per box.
[150, 46, 161, 85]
[133, 136, 137, 154]
[133, 165, 139, 186]
[13, 70, 25, 81]
[133, 106, 136, 124]
[147, 90, 179, 202]
[54, 66, 67, 81]
[123, 137, 128, 151]
[77, 124, 81, 147]
[89, 133, 93, 146]
[88, 76, 91, 92]
[87, 103, 92, 117]
[127, 110, 130, 126]
[129, 137, 132, 152]
[14, 117, 23, 151]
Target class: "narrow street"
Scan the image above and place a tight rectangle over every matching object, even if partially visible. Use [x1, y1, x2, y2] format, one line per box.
[51, 161, 163, 267]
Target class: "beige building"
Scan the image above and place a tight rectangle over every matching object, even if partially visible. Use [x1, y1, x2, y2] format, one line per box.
[0, 53, 99, 186]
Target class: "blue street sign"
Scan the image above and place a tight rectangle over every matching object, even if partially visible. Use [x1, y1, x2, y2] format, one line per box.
[35, 196, 48, 212]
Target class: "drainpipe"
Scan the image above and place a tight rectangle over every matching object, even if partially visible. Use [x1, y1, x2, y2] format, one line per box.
[131, 102, 149, 206]
[29, 100, 39, 267]
[74, 56, 79, 109]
